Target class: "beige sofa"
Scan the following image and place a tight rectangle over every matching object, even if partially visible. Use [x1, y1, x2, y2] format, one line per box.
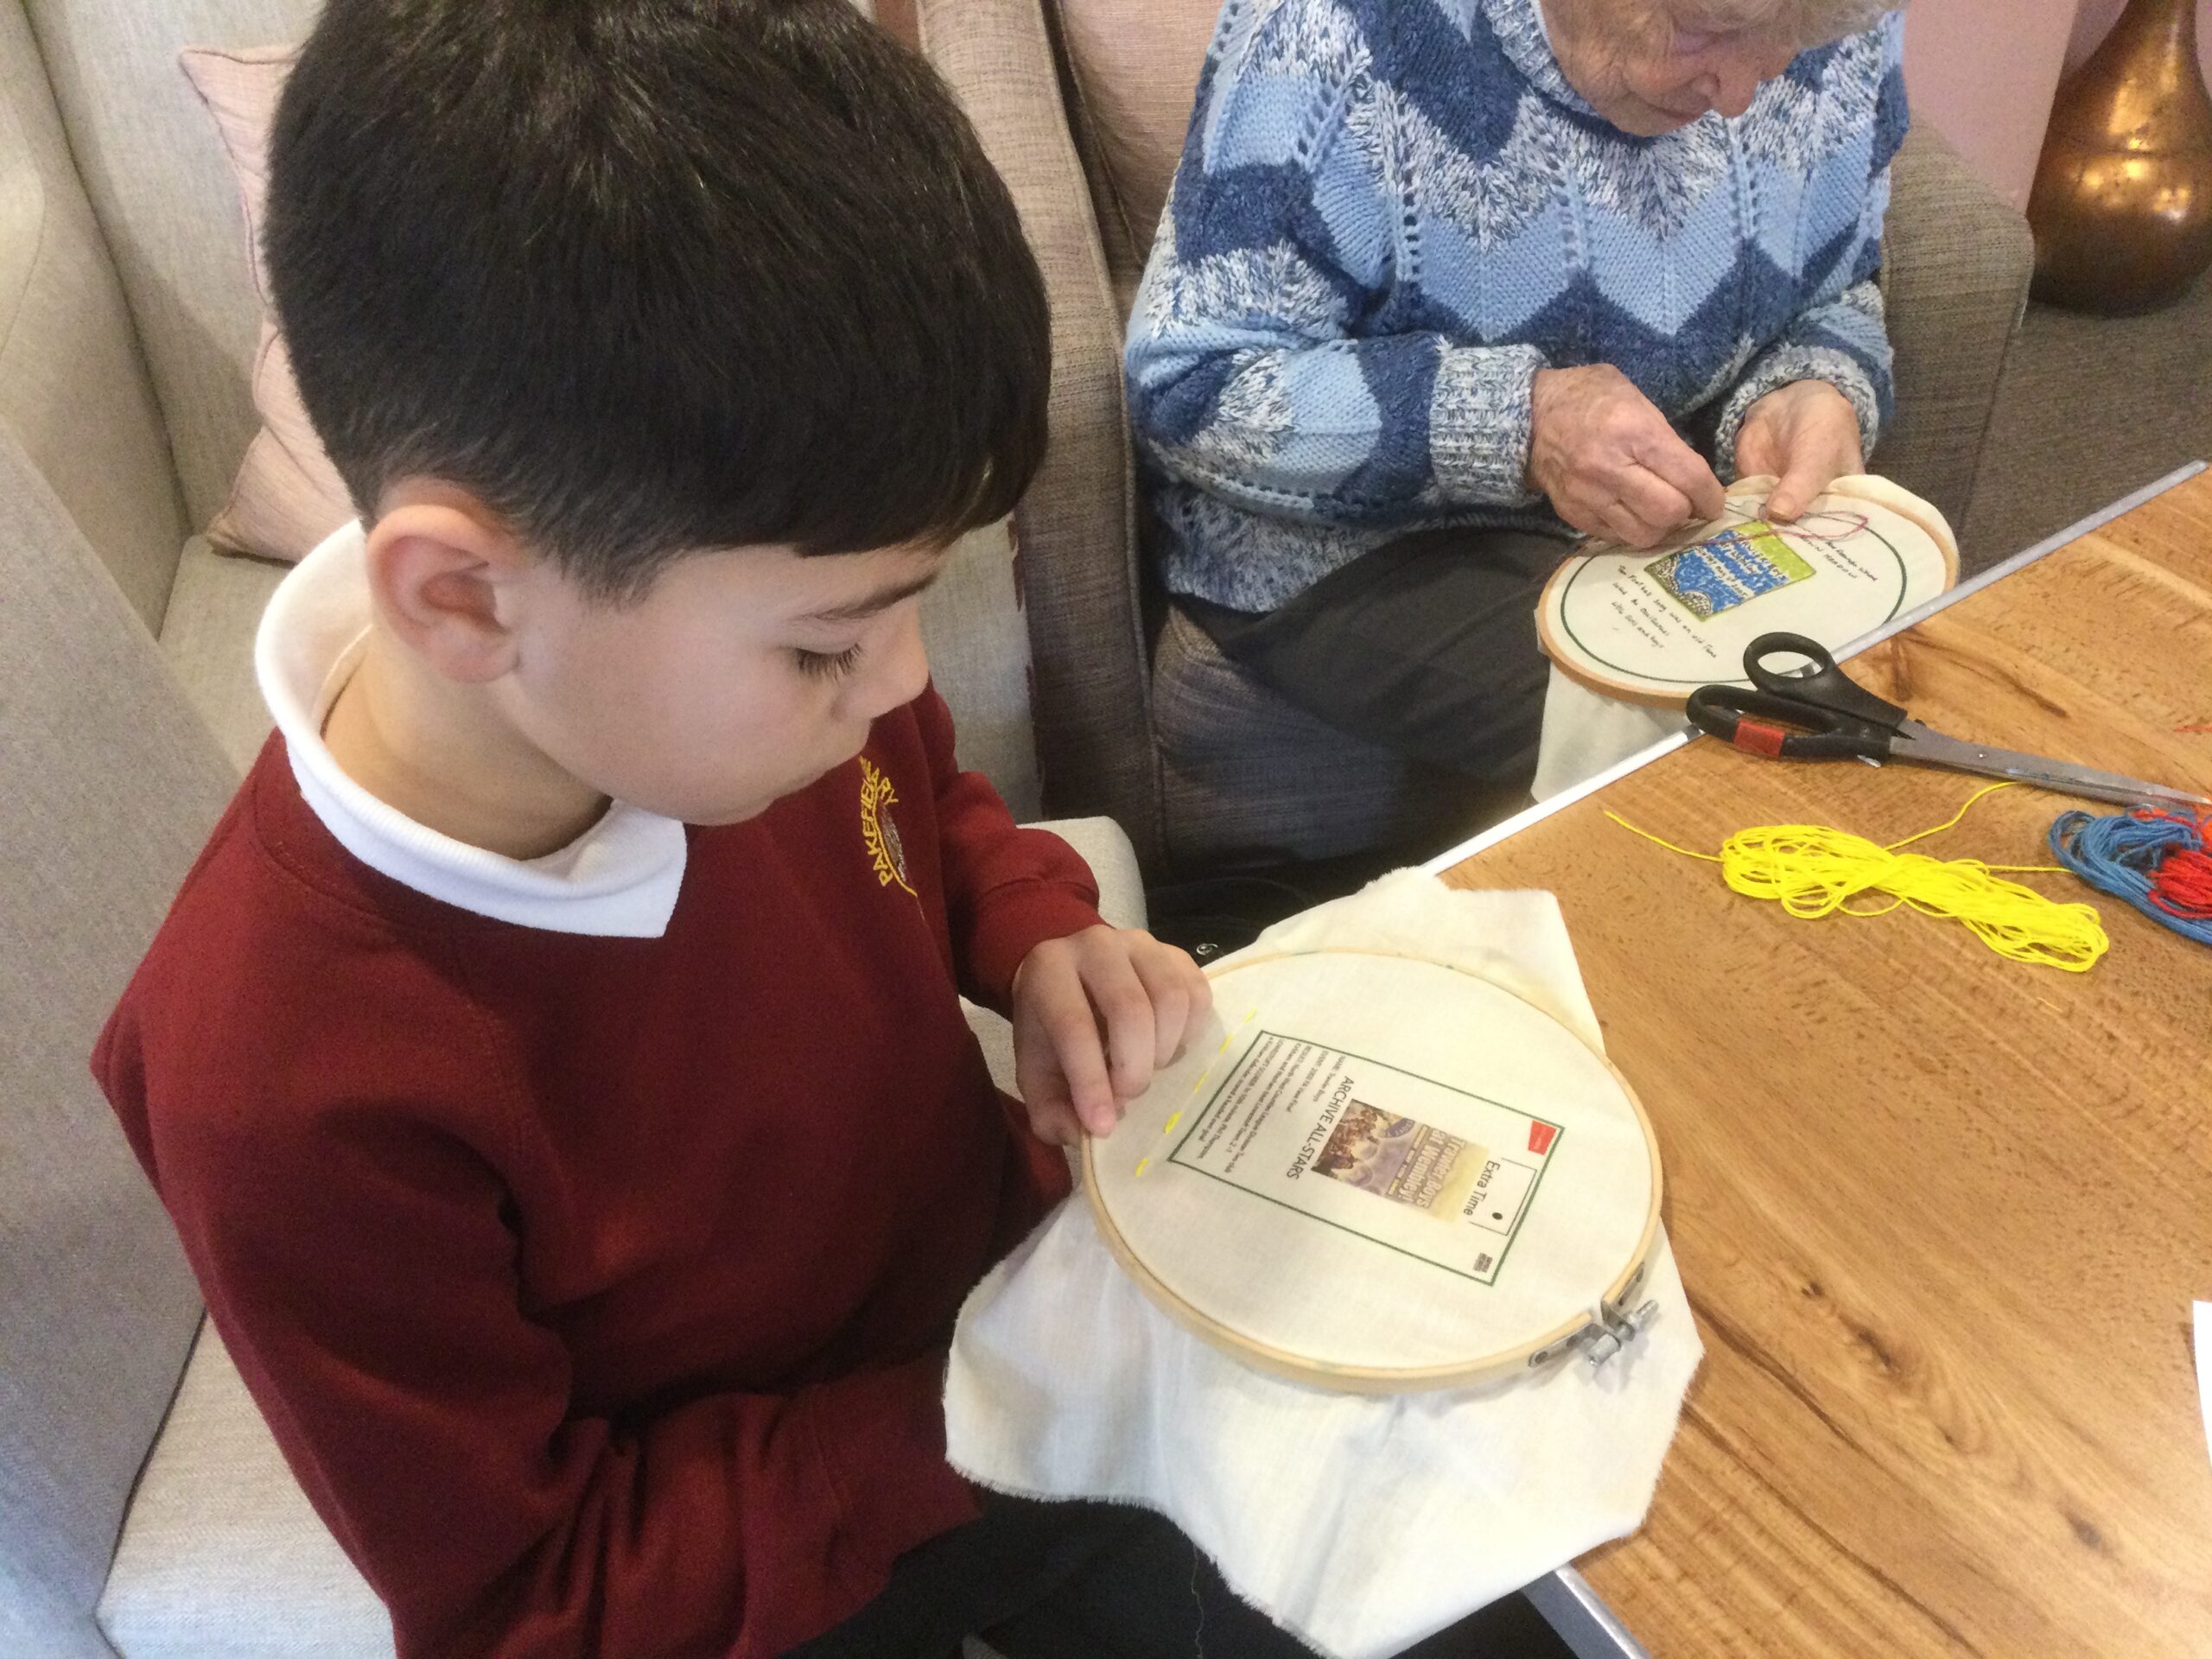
[918, 0, 2038, 873]
[0, 1, 1141, 1653]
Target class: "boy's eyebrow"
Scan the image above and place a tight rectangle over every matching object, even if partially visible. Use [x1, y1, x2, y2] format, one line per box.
[796, 568, 944, 625]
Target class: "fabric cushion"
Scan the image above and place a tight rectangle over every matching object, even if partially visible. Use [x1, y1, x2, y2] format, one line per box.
[97, 1325, 394, 1659]
[0, 0, 189, 631]
[22, 0, 325, 533]
[1874, 124, 2035, 554]
[157, 535, 289, 772]
[919, 0, 1160, 855]
[177, 44, 355, 563]
[919, 518, 1042, 820]
[0, 427, 230, 1659]
[1048, 0, 1213, 288]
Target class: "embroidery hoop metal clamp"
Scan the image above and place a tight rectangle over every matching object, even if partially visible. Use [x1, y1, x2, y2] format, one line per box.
[1527, 1261, 1662, 1372]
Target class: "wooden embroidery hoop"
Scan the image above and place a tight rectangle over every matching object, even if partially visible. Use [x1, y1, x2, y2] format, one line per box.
[1082, 948, 1663, 1394]
[1535, 474, 1960, 709]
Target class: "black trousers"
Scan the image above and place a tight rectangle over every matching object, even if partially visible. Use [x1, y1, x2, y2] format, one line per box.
[1181, 526, 1570, 795]
[785, 1492, 1550, 1658]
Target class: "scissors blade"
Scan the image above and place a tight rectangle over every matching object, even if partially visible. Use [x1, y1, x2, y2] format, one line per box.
[1890, 723, 2210, 810]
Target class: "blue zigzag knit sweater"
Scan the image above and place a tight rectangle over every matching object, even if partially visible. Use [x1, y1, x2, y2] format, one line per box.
[1125, 0, 1908, 614]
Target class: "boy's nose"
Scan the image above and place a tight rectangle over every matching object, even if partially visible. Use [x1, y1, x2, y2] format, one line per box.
[843, 608, 931, 723]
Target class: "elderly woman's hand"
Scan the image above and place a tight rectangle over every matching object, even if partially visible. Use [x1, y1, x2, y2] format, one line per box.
[1529, 364, 1726, 549]
[1734, 380, 1865, 521]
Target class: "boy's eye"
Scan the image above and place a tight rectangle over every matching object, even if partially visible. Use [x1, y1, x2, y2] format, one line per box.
[794, 643, 865, 682]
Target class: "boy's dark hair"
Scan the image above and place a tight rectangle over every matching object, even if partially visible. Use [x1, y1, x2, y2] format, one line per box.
[265, 0, 1050, 598]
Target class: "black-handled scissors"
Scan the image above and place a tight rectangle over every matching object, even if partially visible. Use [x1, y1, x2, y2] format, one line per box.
[1684, 632, 2209, 810]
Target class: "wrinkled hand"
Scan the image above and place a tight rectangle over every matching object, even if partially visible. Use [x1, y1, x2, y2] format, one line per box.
[1010, 926, 1212, 1146]
[1734, 380, 1864, 521]
[1529, 365, 1726, 548]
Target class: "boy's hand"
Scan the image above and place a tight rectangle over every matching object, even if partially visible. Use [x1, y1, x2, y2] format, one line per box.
[1009, 926, 1212, 1146]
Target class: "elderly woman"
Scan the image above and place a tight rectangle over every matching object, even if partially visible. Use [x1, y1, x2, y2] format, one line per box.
[1127, 0, 1905, 793]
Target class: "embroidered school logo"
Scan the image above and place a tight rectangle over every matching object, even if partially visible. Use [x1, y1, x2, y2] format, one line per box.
[857, 757, 915, 896]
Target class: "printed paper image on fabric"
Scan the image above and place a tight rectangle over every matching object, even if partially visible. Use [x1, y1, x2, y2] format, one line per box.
[1312, 1103, 1484, 1217]
[1166, 1032, 1562, 1284]
[1645, 521, 1816, 619]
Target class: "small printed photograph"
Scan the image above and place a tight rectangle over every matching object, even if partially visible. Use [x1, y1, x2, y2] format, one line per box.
[1312, 1103, 1483, 1217]
[1646, 520, 1817, 619]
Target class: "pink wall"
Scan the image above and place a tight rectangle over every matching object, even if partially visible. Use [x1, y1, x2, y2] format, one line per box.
[1903, 0, 2081, 211]
[1904, 0, 2212, 213]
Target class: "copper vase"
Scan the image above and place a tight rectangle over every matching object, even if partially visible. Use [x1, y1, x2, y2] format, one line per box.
[2028, 0, 2212, 315]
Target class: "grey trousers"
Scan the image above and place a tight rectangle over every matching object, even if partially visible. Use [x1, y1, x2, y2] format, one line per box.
[1180, 526, 1571, 793]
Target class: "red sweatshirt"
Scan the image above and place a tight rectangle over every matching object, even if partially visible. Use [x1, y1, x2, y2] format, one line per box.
[95, 686, 1099, 1658]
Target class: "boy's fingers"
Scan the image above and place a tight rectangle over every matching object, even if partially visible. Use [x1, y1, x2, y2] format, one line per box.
[1026, 1096, 1083, 1148]
[1186, 958, 1214, 1012]
[1084, 954, 1157, 1105]
[1016, 981, 1115, 1135]
[1009, 1017, 1065, 1115]
[1130, 952, 1192, 1069]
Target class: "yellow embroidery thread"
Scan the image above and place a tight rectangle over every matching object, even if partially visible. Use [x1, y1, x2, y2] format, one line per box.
[1606, 782, 2109, 972]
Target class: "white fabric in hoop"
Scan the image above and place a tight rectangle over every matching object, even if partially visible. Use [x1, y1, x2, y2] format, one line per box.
[1088, 950, 1658, 1382]
[945, 874, 1703, 1659]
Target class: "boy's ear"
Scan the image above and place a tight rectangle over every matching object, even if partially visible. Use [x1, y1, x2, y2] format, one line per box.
[361, 493, 531, 685]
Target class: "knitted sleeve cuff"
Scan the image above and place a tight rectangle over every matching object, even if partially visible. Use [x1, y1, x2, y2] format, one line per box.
[1713, 343, 1881, 481]
[1428, 342, 1548, 507]
[1713, 282, 1891, 479]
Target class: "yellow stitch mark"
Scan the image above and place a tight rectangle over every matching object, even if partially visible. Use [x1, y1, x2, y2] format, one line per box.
[1135, 1156, 1150, 1177]
[1165, 1111, 1182, 1133]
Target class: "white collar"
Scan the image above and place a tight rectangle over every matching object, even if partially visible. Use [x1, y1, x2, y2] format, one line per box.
[255, 524, 689, 937]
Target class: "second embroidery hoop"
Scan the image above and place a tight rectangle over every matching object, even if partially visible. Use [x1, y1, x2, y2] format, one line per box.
[1535, 473, 1959, 709]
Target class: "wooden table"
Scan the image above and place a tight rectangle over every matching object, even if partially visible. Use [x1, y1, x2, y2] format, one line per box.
[1440, 470, 2212, 1657]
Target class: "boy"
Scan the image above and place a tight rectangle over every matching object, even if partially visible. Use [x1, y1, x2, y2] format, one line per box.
[92, 1, 1261, 1653]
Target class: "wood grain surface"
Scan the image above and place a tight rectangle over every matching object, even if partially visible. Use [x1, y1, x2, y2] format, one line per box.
[1441, 470, 2212, 1657]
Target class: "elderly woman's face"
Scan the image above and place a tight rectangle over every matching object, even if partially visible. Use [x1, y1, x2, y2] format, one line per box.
[1546, 2, 1802, 137]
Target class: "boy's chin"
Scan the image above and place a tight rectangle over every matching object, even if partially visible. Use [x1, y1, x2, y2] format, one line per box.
[677, 787, 791, 829]
[673, 758, 855, 828]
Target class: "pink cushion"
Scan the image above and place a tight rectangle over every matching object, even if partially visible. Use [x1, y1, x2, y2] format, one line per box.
[1051, 0, 1216, 283]
[180, 45, 354, 562]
